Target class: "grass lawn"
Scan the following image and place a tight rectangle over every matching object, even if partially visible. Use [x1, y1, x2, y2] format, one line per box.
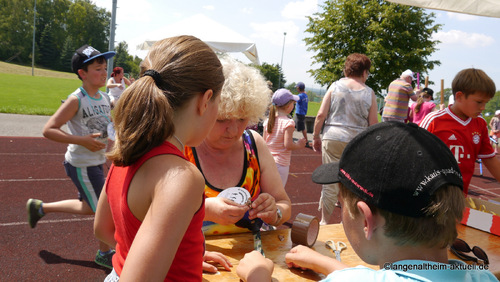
[0, 62, 105, 115]
[0, 73, 82, 115]
[307, 101, 320, 116]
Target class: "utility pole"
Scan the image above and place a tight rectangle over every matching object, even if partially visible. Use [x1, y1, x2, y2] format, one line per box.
[278, 32, 286, 88]
[31, 0, 37, 76]
[107, 0, 117, 79]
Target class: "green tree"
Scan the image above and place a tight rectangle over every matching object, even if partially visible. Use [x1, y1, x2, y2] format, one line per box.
[59, 36, 76, 72]
[38, 23, 60, 68]
[112, 41, 141, 78]
[35, 0, 71, 59]
[305, 0, 441, 96]
[485, 92, 500, 116]
[66, 0, 110, 52]
[251, 62, 286, 92]
[0, 0, 111, 70]
[0, 0, 34, 63]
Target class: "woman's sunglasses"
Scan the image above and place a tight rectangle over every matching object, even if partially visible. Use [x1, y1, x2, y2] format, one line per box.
[450, 238, 489, 265]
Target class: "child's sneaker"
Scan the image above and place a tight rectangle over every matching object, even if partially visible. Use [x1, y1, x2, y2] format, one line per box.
[95, 250, 115, 269]
[26, 199, 44, 228]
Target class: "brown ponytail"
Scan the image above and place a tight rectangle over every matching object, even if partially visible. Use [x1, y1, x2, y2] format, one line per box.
[414, 95, 424, 114]
[267, 104, 277, 133]
[107, 36, 224, 166]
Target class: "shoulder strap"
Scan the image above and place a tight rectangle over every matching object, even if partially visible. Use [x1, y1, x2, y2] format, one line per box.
[244, 130, 260, 167]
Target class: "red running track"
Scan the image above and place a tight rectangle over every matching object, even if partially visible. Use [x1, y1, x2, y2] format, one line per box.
[1, 136, 498, 281]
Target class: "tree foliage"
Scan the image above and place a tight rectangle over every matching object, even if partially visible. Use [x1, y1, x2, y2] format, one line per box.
[251, 62, 286, 92]
[484, 91, 500, 117]
[0, 0, 110, 71]
[305, 0, 441, 95]
[112, 41, 141, 78]
[0, 0, 34, 63]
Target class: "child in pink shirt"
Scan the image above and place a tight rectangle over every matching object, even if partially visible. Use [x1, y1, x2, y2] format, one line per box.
[409, 87, 437, 125]
[263, 89, 307, 187]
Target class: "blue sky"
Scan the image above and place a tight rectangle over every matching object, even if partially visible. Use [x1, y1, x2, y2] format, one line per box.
[93, 0, 500, 94]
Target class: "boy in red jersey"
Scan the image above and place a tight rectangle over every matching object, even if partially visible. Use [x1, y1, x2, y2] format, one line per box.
[420, 68, 500, 195]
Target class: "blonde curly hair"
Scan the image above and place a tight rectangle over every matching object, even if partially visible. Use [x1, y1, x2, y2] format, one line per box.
[218, 56, 271, 125]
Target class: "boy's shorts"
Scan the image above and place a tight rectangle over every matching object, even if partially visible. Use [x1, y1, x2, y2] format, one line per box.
[63, 161, 105, 212]
[295, 114, 306, 131]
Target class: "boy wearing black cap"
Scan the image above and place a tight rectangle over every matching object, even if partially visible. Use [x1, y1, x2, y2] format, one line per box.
[237, 122, 497, 281]
[26, 45, 116, 269]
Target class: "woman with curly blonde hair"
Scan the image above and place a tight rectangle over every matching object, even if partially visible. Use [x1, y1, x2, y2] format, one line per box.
[184, 56, 292, 235]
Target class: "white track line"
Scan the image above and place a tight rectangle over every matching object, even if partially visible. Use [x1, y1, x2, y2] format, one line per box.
[0, 217, 94, 227]
[292, 201, 319, 206]
[1, 203, 319, 227]
[0, 153, 63, 156]
[0, 178, 69, 182]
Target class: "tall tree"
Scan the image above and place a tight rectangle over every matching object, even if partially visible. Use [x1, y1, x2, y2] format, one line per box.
[251, 62, 286, 92]
[58, 36, 75, 72]
[36, 0, 71, 56]
[38, 23, 59, 68]
[0, 0, 111, 69]
[113, 41, 141, 78]
[66, 0, 110, 52]
[305, 0, 441, 95]
[0, 0, 34, 63]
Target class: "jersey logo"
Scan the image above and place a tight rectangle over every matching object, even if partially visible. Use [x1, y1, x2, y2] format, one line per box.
[449, 145, 470, 164]
[448, 134, 457, 141]
[472, 131, 480, 145]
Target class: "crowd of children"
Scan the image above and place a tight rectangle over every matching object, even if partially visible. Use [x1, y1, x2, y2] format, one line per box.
[24, 40, 499, 281]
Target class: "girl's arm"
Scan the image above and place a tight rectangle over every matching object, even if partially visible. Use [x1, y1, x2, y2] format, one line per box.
[249, 131, 292, 226]
[284, 125, 306, 150]
[106, 78, 121, 88]
[119, 156, 205, 281]
[123, 77, 132, 86]
[94, 188, 117, 248]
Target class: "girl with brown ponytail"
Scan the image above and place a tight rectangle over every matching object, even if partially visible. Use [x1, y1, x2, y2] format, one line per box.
[94, 35, 231, 281]
[409, 88, 437, 125]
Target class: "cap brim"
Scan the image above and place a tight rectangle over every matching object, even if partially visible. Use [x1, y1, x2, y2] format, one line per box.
[292, 95, 300, 101]
[83, 51, 116, 64]
[312, 162, 340, 184]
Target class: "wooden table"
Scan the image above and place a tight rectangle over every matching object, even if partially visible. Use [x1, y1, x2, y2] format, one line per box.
[451, 224, 500, 279]
[203, 224, 500, 281]
[203, 224, 375, 281]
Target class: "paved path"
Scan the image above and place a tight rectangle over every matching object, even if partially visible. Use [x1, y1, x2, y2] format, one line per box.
[0, 113, 52, 137]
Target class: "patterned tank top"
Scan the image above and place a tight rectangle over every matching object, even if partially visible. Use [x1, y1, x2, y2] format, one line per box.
[184, 130, 262, 235]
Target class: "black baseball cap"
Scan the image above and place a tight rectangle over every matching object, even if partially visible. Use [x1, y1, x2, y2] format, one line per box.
[312, 122, 463, 218]
[71, 44, 116, 74]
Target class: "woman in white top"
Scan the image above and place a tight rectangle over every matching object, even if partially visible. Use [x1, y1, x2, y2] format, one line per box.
[107, 67, 132, 107]
[312, 53, 378, 225]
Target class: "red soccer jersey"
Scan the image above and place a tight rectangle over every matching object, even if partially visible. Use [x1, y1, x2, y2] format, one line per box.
[420, 106, 495, 194]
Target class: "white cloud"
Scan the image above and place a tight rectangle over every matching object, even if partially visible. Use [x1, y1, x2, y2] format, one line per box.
[447, 12, 478, 21]
[203, 5, 215, 11]
[282, 0, 318, 20]
[250, 21, 300, 46]
[94, 0, 153, 23]
[433, 30, 494, 48]
[241, 7, 253, 15]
